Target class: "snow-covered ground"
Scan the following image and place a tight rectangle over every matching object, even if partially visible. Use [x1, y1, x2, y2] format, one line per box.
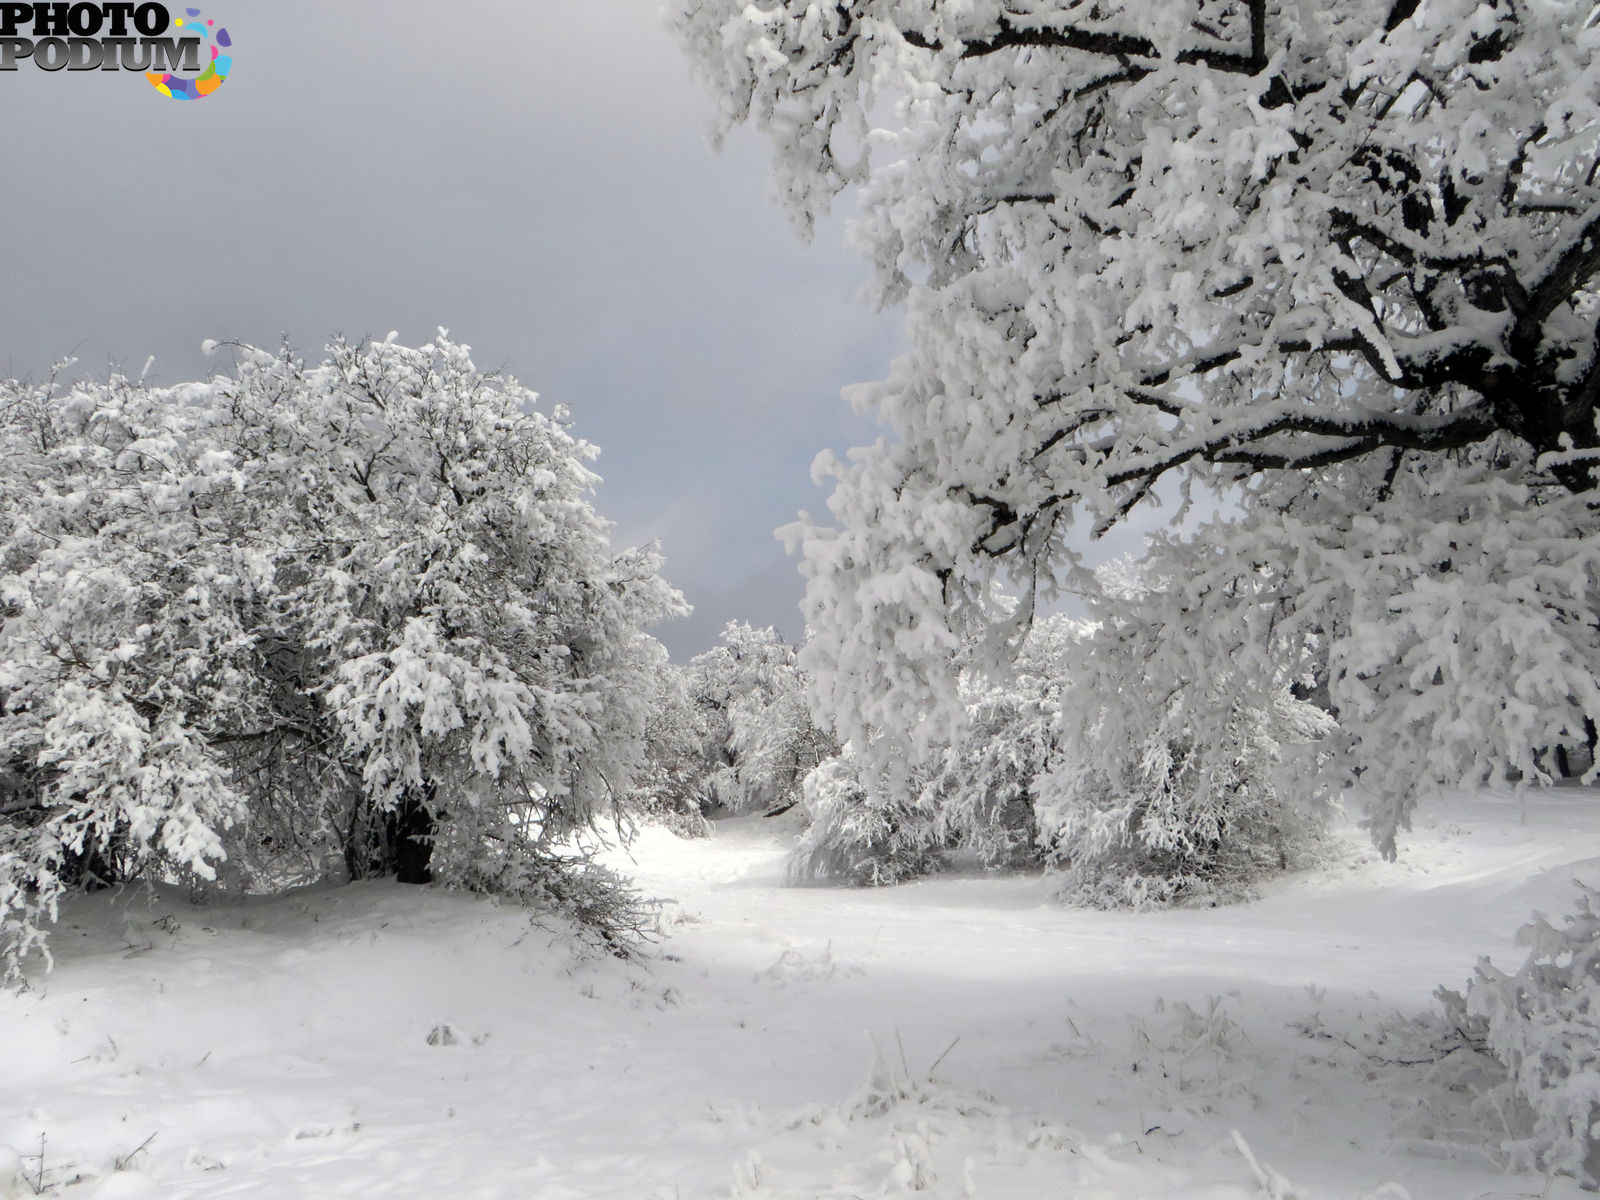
[5, 788, 1599, 1199]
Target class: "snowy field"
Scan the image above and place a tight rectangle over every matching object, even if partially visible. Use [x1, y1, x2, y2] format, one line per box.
[4, 789, 1599, 1199]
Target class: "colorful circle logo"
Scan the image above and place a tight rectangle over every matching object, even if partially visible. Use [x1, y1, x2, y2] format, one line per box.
[147, 7, 230, 99]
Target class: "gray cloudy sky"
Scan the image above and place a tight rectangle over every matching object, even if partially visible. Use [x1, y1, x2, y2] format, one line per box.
[0, 0, 903, 657]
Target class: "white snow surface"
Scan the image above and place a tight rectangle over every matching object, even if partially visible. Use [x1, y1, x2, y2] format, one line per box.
[5, 788, 1600, 1198]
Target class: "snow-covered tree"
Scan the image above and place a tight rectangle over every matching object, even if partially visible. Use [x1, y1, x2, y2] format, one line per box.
[0, 334, 684, 974]
[676, 0, 1600, 850]
[789, 612, 1076, 885]
[686, 622, 836, 816]
[627, 650, 717, 837]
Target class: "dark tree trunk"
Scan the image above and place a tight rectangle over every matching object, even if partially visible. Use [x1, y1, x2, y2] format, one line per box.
[60, 837, 122, 891]
[1551, 718, 1599, 782]
[387, 785, 436, 885]
[343, 783, 438, 884]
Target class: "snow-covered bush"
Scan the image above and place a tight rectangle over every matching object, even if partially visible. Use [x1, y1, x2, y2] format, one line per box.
[0, 367, 273, 974]
[1044, 690, 1332, 908]
[913, 614, 1076, 871]
[785, 746, 941, 886]
[0, 334, 684, 974]
[686, 623, 835, 816]
[788, 614, 1075, 885]
[628, 652, 716, 837]
[1040, 556, 1336, 907]
[786, 558, 1330, 902]
[1460, 885, 1600, 1188]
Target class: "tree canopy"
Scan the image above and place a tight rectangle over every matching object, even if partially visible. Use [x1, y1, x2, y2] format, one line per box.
[676, 0, 1600, 846]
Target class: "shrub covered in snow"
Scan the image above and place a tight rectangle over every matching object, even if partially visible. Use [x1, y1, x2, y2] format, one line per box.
[914, 615, 1074, 872]
[627, 652, 716, 838]
[685, 622, 836, 817]
[785, 579, 1329, 905]
[1042, 689, 1332, 909]
[785, 746, 942, 886]
[0, 334, 684, 974]
[1458, 884, 1600, 1188]
[787, 614, 1073, 885]
[1039, 559, 1336, 907]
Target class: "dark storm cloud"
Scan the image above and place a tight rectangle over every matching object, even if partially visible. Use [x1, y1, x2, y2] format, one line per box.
[0, 0, 902, 657]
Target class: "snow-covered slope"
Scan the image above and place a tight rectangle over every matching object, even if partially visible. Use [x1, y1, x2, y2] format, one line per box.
[4, 788, 1598, 1198]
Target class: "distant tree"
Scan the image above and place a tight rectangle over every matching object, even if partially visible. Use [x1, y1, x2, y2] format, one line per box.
[0, 334, 684, 974]
[628, 650, 717, 837]
[676, 0, 1600, 852]
[686, 622, 836, 816]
